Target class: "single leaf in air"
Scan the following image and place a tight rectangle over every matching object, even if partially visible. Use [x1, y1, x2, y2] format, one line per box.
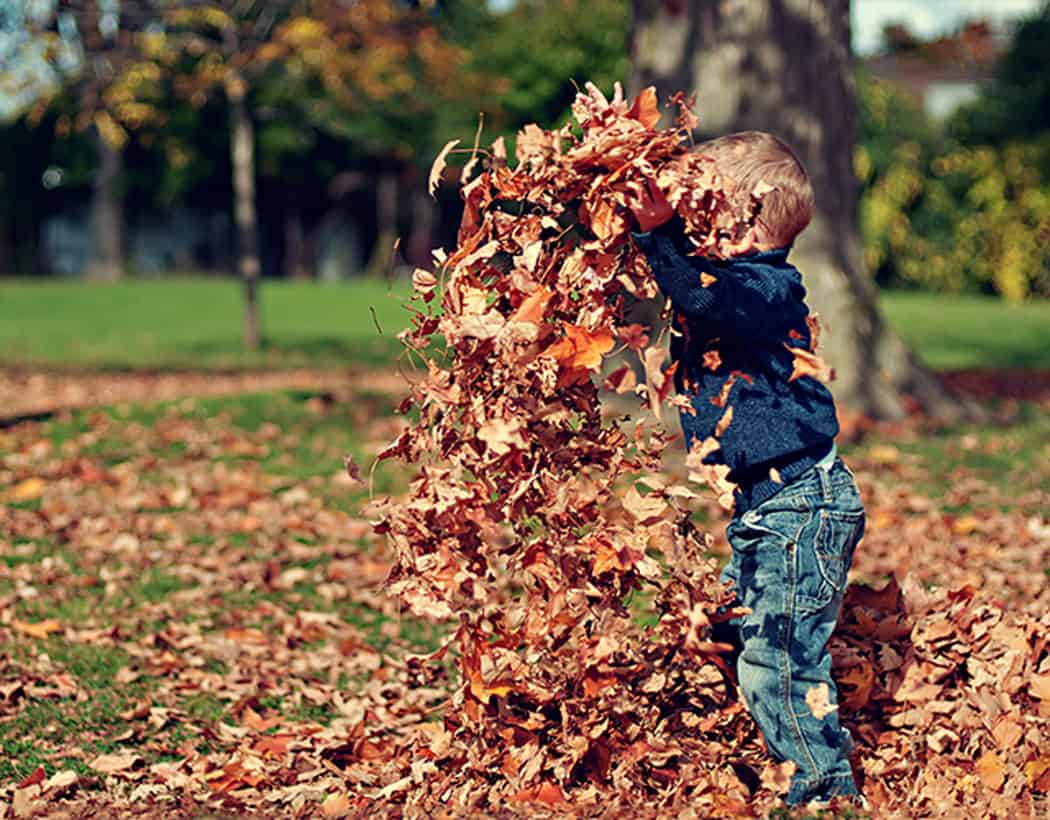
[344, 455, 363, 485]
[604, 365, 637, 394]
[544, 323, 614, 372]
[785, 344, 835, 383]
[714, 405, 733, 438]
[428, 139, 459, 198]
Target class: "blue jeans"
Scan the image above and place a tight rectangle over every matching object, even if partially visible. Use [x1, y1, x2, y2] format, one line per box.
[721, 456, 865, 805]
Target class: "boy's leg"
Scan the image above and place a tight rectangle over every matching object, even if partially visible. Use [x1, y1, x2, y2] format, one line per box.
[726, 459, 864, 805]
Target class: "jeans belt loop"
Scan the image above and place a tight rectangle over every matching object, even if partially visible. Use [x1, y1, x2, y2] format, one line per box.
[818, 459, 832, 503]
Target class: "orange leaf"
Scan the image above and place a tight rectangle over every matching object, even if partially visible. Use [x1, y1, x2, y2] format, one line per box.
[242, 707, 283, 732]
[509, 782, 568, 806]
[626, 86, 661, 129]
[13, 619, 62, 639]
[785, 344, 835, 383]
[543, 324, 614, 372]
[8, 477, 45, 501]
[1030, 673, 1050, 700]
[510, 286, 553, 324]
[253, 733, 295, 758]
[837, 661, 875, 710]
[976, 750, 1005, 791]
[1027, 756, 1050, 792]
[321, 792, 352, 818]
[224, 627, 268, 645]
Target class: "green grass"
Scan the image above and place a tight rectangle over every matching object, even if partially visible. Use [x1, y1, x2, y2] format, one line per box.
[842, 400, 1050, 508]
[0, 641, 150, 783]
[2, 278, 1049, 372]
[0, 276, 415, 371]
[878, 291, 1050, 370]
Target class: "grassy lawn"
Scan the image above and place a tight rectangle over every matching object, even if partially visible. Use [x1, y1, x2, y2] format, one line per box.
[0, 277, 414, 371]
[878, 290, 1050, 370]
[2, 277, 1049, 372]
[2, 386, 1047, 788]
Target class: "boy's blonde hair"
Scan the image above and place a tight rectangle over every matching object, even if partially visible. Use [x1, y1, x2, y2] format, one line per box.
[694, 131, 813, 249]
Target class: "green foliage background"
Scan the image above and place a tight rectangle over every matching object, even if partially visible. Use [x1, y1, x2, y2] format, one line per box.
[857, 7, 1050, 301]
[2, 1, 1049, 298]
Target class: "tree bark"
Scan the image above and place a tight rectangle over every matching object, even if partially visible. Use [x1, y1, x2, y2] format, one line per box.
[226, 72, 262, 351]
[86, 125, 125, 281]
[285, 201, 312, 279]
[630, 0, 967, 420]
[367, 170, 399, 277]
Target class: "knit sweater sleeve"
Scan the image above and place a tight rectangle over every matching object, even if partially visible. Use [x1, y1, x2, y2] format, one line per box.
[631, 229, 724, 320]
[633, 228, 796, 336]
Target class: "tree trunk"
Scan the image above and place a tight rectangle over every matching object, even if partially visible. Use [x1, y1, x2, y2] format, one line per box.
[367, 170, 399, 278]
[226, 72, 262, 351]
[630, 0, 967, 420]
[285, 201, 312, 279]
[86, 125, 125, 281]
[406, 186, 436, 268]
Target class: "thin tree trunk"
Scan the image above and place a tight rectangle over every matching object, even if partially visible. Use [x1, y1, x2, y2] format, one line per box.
[226, 72, 262, 350]
[406, 186, 436, 268]
[630, 0, 969, 420]
[285, 201, 310, 279]
[367, 171, 399, 277]
[86, 125, 124, 281]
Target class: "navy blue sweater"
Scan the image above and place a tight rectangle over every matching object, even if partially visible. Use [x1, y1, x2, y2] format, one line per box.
[633, 223, 839, 511]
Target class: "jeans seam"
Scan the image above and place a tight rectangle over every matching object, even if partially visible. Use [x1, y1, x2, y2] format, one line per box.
[782, 511, 822, 782]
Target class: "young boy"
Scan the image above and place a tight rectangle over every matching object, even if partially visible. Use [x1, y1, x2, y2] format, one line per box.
[630, 131, 866, 807]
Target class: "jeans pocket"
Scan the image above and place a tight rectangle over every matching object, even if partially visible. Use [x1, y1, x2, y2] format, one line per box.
[797, 509, 864, 614]
[815, 508, 864, 588]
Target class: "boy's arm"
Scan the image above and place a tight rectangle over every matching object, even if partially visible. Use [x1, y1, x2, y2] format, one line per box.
[628, 178, 728, 320]
[632, 227, 726, 320]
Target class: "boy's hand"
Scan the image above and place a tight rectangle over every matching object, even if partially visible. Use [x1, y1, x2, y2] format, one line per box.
[628, 178, 675, 233]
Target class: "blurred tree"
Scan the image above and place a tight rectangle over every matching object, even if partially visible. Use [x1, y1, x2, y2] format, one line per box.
[467, 0, 630, 136]
[143, 0, 476, 344]
[1, 0, 166, 280]
[631, 0, 964, 420]
[857, 9, 1050, 302]
[950, 5, 1050, 145]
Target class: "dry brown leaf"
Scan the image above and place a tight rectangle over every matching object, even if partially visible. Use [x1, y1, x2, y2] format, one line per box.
[428, 139, 459, 197]
[89, 752, 142, 775]
[784, 344, 835, 384]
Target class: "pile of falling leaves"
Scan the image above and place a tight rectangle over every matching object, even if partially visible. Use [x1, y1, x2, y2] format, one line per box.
[369, 84, 1050, 817]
